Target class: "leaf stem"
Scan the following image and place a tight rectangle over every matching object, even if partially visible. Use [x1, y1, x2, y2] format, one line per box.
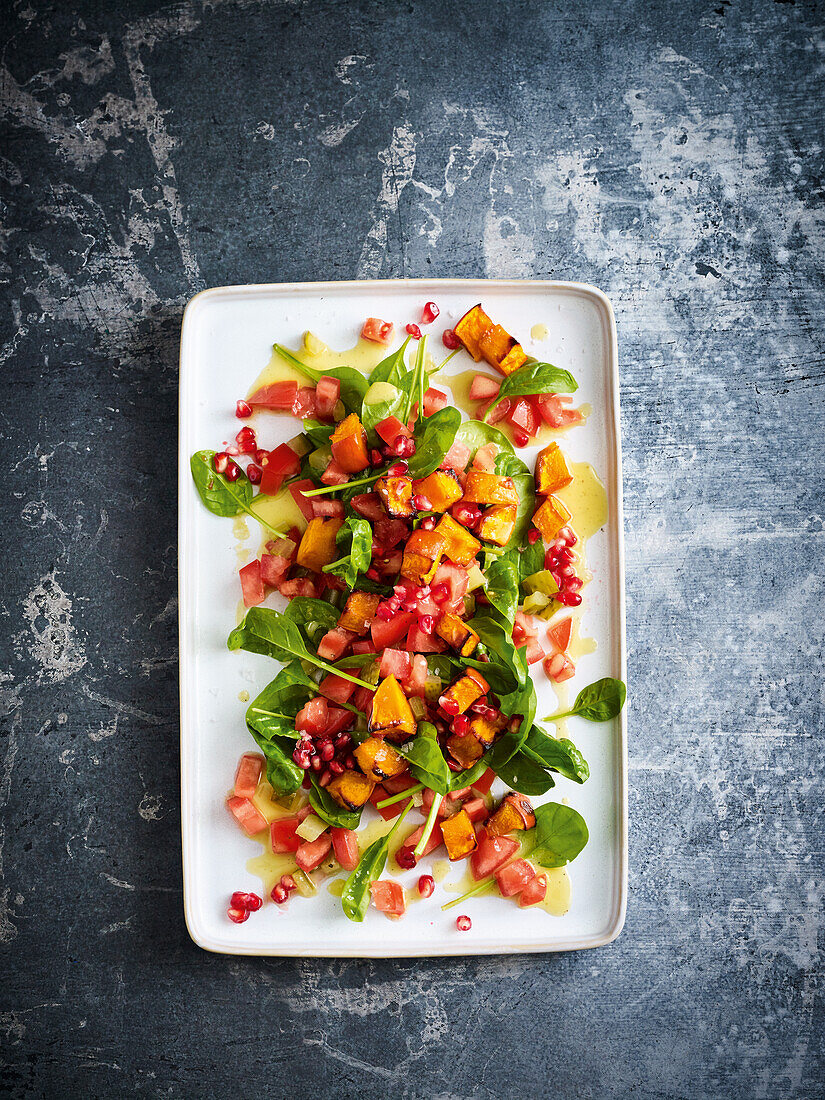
[543, 709, 575, 723]
[414, 791, 442, 859]
[376, 783, 424, 809]
[441, 876, 496, 911]
[273, 342, 320, 383]
[301, 473, 382, 498]
[309, 656, 374, 690]
[215, 472, 288, 537]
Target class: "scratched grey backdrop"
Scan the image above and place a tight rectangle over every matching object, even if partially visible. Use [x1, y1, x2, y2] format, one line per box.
[1, 0, 823, 1096]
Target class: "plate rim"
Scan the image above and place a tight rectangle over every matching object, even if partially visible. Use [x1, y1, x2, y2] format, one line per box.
[178, 278, 627, 957]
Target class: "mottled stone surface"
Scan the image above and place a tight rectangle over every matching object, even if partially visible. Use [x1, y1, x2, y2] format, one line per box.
[1, 0, 823, 1096]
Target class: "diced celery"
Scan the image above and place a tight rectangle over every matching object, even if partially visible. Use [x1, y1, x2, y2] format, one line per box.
[523, 570, 560, 597]
[466, 563, 485, 591]
[288, 433, 311, 457]
[424, 674, 442, 703]
[522, 591, 550, 616]
[410, 697, 427, 721]
[309, 445, 332, 471]
[277, 791, 307, 814]
[292, 869, 317, 897]
[318, 853, 340, 876]
[296, 814, 328, 842]
[303, 331, 327, 356]
[463, 593, 476, 618]
[363, 659, 381, 686]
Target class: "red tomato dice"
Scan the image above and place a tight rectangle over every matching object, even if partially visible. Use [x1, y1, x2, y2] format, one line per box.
[295, 832, 332, 872]
[405, 625, 446, 653]
[469, 374, 500, 401]
[495, 858, 537, 897]
[325, 706, 354, 737]
[233, 752, 264, 799]
[331, 827, 359, 871]
[315, 376, 341, 421]
[318, 673, 356, 706]
[226, 795, 267, 837]
[317, 627, 355, 661]
[239, 560, 266, 608]
[361, 317, 395, 345]
[462, 797, 488, 824]
[292, 385, 317, 419]
[547, 617, 573, 653]
[430, 562, 470, 609]
[371, 611, 416, 650]
[248, 380, 297, 410]
[370, 880, 406, 916]
[370, 784, 403, 821]
[423, 387, 448, 415]
[519, 873, 548, 907]
[507, 397, 540, 437]
[260, 443, 301, 496]
[403, 653, 428, 699]
[470, 768, 496, 796]
[270, 815, 302, 853]
[470, 830, 519, 880]
[312, 499, 345, 519]
[351, 492, 387, 522]
[440, 440, 471, 473]
[259, 553, 291, 588]
[320, 459, 350, 486]
[289, 478, 317, 522]
[472, 442, 499, 472]
[379, 648, 412, 681]
[375, 415, 411, 447]
[295, 697, 329, 735]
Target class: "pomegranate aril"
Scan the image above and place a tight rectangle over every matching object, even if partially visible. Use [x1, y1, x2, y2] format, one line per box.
[366, 567, 380, 581]
[559, 526, 576, 545]
[419, 615, 435, 634]
[371, 449, 384, 466]
[329, 760, 344, 775]
[456, 914, 472, 931]
[566, 576, 583, 592]
[227, 906, 249, 924]
[414, 585, 431, 599]
[442, 328, 461, 350]
[281, 874, 296, 892]
[422, 301, 440, 324]
[561, 565, 575, 577]
[413, 495, 433, 512]
[396, 847, 416, 870]
[224, 461, 242, 482]
[452, 714, 470, 736]
[431, 583, 449, 603]
[214, 452, 231, 474]
[321, 742, 335, 762]
[230, 891, 262, 912]
[319, 769, 332, 787]
[406, 323, 422, 339]
[236, 426, 257, 453]
[420, 517, 435, 531]
[388, 462, 408, 476]
[557, 591, 582, 606]
[271, 884, 289, 904]
[235, 399, 252, 419]
[246, 463, 263, 485]
[311, 756, 323, 771]
[514, 430, 529, 447]
[345, 753, 356, 769]
[418, 875, 435, 898]
[440, 696, 460, 715]
[335, 734, 351, 749]
[528, 529, 540, 545]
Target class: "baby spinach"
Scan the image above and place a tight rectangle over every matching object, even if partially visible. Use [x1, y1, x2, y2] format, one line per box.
[341, 798, 414, 922]
[407, 407, 462, 479]
[308, 777, 363, 829]
[545, 677, 627, 723]
[494, 452, 536, 549]
[397, 736, 451, 795]
[482, 361, 578, 422]
[456, 420, 514, 459]
[369, 337, 411, 387]
[283, 597, 339, 646]
[323, 516, 372, 589]
[361, 382, 406, 441]
[401, 335, 427, 423]
[483, 548, 520, 627]
[484, 723, 529, 775]
[303, 419, 336, 447]
[426, 653, 516, 697]
[227, 607, 373, 689]
[272, 343, 368, 413]
[528, 802, 589, 868]
[520, 726, 589, 784]
[519, 541, 545, 591]
[262, 741, 304, 796]
[190, 450, 287, 536]
[245, 662, 314, 742]
[493, 749, 555, 795]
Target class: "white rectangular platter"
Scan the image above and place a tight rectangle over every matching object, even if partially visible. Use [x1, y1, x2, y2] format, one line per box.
[178, 279, 626, 956]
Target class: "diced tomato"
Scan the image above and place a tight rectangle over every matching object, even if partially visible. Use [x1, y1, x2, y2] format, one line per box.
[535, 393, 585, 429]
[480, 396, 511, 425]
[440, 440, 471, 472]
[406, 624, 446, 653]
[226, 795, 268, 837]
[373, 549, 403, 577]
[470, 443, 498, 472]
[462, 797, 488, 824]
[270, 815, 302, 853]
[403, 653, 428, 699]
[266, 534, 298, 559]
[544, 652, 575, 683]
[233, 752, 264, 799]
[371, 611, 416, 650]
[370, 784, 403, 821]
[259, 553, 291, 588]
[421, 788, 450, 819]
[471, 768, 496, 796]
[289, 478, 316, 522]
[423, 387, 448, 415]
[325, 707, 354, 737]
[318, 673, 356, 706]
[351, 492, 386, 522]
[397, 822, 444, 865]
[525, 637, 545, 665]
[382, 774, 418, 796]
[351, 638, 376, 655]
[248, 380, 298, 410]
[547, 617, 573, 653]
[374, 516, 410, 549]
[260, 444, 300, 495]
[380, 648, 412, 680]
[352, 685, 374, 715]
[315, 376, 341, 421]
[296, 696, 329, 734]
[317, 627, 355, 661]
[469, 374, 500, 401]
[239, 560, 266, 607]
[331, 827, 359, 871]
[514, 609, 538, 640]
[495, 859, 536, 897]
[320, 459, 350, 486]
[295, 832, 333, 872]
[292, 386, 317, 419]
[370, 879, 406, 916]
[519, 873, 548, 907]
[507, 396, 540, 437]
[470, 830, 519, 880]
[310, 499, 343, 519]
[278, 576, 320, 599]
[430, 561, 470, 609]
[361, 317, 395, 345]
[375, 415, 411, 447]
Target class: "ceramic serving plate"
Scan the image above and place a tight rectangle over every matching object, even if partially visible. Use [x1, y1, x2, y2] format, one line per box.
[178, 279, 626, 957]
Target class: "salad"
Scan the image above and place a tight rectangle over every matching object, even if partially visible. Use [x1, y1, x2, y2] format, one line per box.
[189, 300, 626, 931]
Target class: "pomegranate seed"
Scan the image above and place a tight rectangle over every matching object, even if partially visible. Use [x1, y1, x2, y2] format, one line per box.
[255, 448, 269, 465]
[414, 585, 431, 599]
[440, 696, 460, 716]
[418, 875, 435, 898]
[422, 301, 440, 324]
[311, 756, 323, 771]
[376, 602, 394, 621]
[235, 399, 252, 418]
[246, 463, 263, 485]
[227, 906, 249, 924]
[321, 742, 335, 762]
[420, 517, 436, 530]
[403, 598, 418, 612]
[431, 583, 449, 603]
[413, 495, 433, 512]
[469, 698, 488, 713]
[345, 753, 356, 769]
[329, 760, 344, 775]
[319, 769, 333, 787]
[566, 576, 584, 592]
[406, 323, 422, 339]
[442, 328, 461, 350]
[557, 591, 582, 606]
[230, 891, 262, 911]
[528, 529, 540, 545]
[557, 547, 574, 563]
[366, 567, 380, 581]
[235, 425, 257, 453]
[514, 430, 529, 447]
[370, 449, 384, 466]
[281, 874, 296, 891]
[452, 503, 481, 528]
[452, 714, 470, 736]
[335, 734, 351, 749]
[271, 884, 288, 904]
[456, 914, 472, 931]
[224, 461, 242, 482]
[559, 526, 576, 545]
[396, 847, 416, 870]
[561, 565, 575, 577]
[419, 615, 435, 634]
[388, 462, 408, 477]
[214, 451, 230, 474]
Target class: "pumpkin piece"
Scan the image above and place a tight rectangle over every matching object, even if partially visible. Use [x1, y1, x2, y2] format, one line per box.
[446, 713, 506, 768]
[478, 324, 528, 377]
[434, 514, 481, 568]
[435, 612, 479, 657]
[327, 770, 375, 811]
[330, 413, 369, 473]
[477, 504, 517, 546]
[440, 809, 477, 861]
[532, 495, 572, 542]
[411, 470, 463, 513]
[486, 793, 536, 837]
[369, 674, 417, 742]
[353, 738, 407, 782]
[376, 475, 414, 518]
[296, 517, 344, 572]
[454, 303, 495, 362]
[337, 591, 381, 636]
[400, 528, 446, 585]
[535, 442, 574, 496]
[462, 471, 519, 507]
[439, 669, 489, 715]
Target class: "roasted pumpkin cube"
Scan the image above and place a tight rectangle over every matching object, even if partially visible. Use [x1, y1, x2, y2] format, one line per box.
[369, 674, 417, 742]
[411, 470, 463, 513]
[447, 712, 506, 768]
[376, 475, 414, 518]
[440, 808, 477, 861]
[454, 303, 494, 362]
[436, 611, 479, 656]
[435, 514, 481, 567]
[330, 413, 369, 473]
[400, 529, 446, 585]
[328, 769, 375, 811]
[477, 505, 517, 546]
[535, 442, 573, 496]
[439, 668, 489, 715]
[338, 591, 381, 636]
[462, 471, 519, 506]
[487, 793, 536, 837]
[353, 737, 407, 782]
[296, 516, 344, 572]
[478, 324, 528, 377]
[532, 495, 572, 542]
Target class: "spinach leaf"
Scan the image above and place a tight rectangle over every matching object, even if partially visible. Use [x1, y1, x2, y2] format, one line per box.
[493, 747, 556, 795]
[528, 803, 589, 868]
[449, 759, 490, 792]
[341, 799, 414, 921]
[190, 449, 253, 517]
[407, 407, 462, 479]
[361, 381, 406, 441]
[520, 726, 589, 784]
[426, 653, 516, 697]
[456, 420, 514, 459]
[545, 677, 627, 723]
[470, 612, 528, 688]
[245, 662, 315, 741]
[483, 361, 578, 422]
[400, 335, 427, 423]
[272, 343, 368, 413]
[369, 337, 411, 387]
[483, 549, 520, 627]
[262, 740, 304, 796]
[494, 452, 536, 549]
[397, 736, 451, 795]
[484, 723, 529, 775]
[323, 516, 372, 589]
[519, 541, 545, 591]
[308, 777, 363, 829]
[283, 597, 340, 647]
[303, 419, 336, 447]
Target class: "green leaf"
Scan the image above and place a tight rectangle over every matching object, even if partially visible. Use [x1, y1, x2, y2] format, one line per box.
[369, 337, 411, 387]
[520, 726, 590, 783]
[406, 407, 462, 479]
[494, 452, 536, 549]
[190, 449, 253, 517]
[308, 778, 363, 829]
[262, 740, 304, 796]
[397, 736, 451, 795]
[529, 803, 589, 868]
[245, 662, 315, 741]
[456, 420, 514, 459]
[483, 361, 578, 422]
[341, 799, 414, 922]
[272, 344, 369, 414]
[361, 381, 406, 441]
[483, 548, 520, 627]
[519, 541, 546, 594]
[303, 419, 336, 447]
[283, 597, 340, 647]
[323, 516, 372, 589]
[493, 748, 556, 795]
[425, 653, 517, 697]
[546, 677, 627, 723]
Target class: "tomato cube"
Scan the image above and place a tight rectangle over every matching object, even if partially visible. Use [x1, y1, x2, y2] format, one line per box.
[470, 830, 519, 880]
[296, 696, 329, 735]
[361, 317, 395, 345]
[312, 499, 345, 519]
[472, 443, 499, 472]
[371, 611, 416, 650]
[295, 832, 332, 871]
[233, 752, 264, 799]
[440, 440, 471, 472]
[289, 478, 317, 522]
[469, 374, 500, 401]
[226, 795, 267, 837]
[331, 827, 360, 871]
[423, 387, 448, 415]
[325, 707, 354, 737]
[318, 673, 356, 706]
[317, 627, 355, 661]
[507, 397, 540, 437]
[462, 797, 488, 824]
[315, 376, 341, 421]
[260, 443, 301, 496]
[403, 653, 428, 699]
[519, 873, 548, 907]
[292, 386, 317, 419]
[470, 768, 496, 796]
[259, 553, 291, 588]
[495, 858, 536, 897]
[376, 416, 411, 447]
[405, 625, 446, 653]
[270, 815, 302, 853]
[379, 648, 412, 681]
[248, 380, 297, 410]
[320, 459, 350, 486]
[547, 617, 573, 653]
[351, 492, 386, 522]
[370, 879, 406, 916]
[239, 560, 266, 607]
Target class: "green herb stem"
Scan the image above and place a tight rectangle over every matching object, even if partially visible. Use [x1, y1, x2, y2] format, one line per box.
[441, 877, 496, 911]
[376, 783, 424, 809]
[301, 473, 383, 498]
[414, 791, 442, 859]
